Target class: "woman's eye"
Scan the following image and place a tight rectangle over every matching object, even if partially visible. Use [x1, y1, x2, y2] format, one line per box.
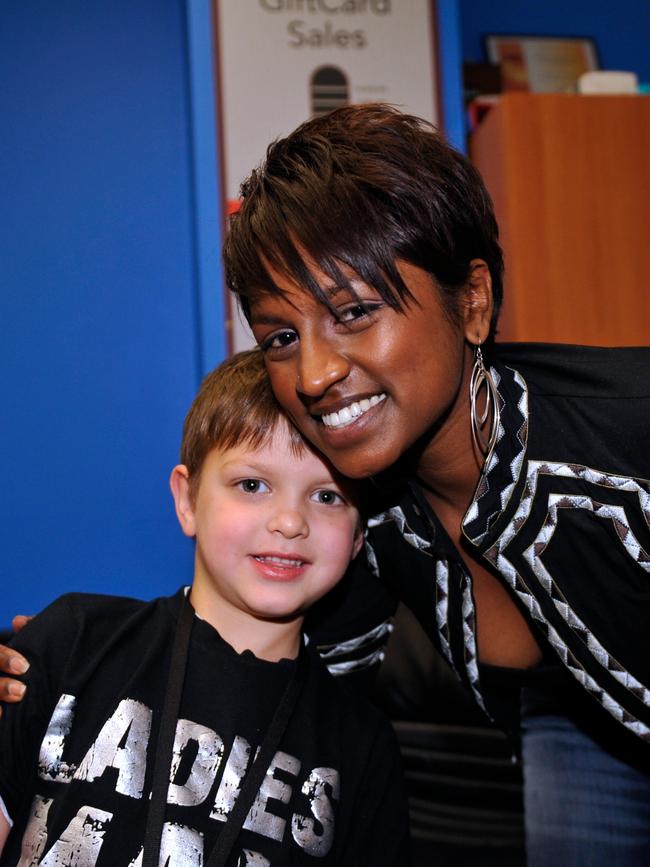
[238, 479, 269, 494]
[312, 489, 344, 505]
[337, 302, 380, 324]
[259, 329, 297, 352]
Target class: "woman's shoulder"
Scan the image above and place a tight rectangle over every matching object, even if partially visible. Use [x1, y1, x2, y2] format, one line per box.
[493, 341, 650, 400]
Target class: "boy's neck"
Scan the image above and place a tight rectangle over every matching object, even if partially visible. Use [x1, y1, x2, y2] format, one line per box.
[188, 584, 303, 663]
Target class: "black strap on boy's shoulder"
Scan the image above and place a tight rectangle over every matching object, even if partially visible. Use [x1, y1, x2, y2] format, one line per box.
[142, 592, 195, 867]
[205, 646, 308, 867]
[142, 593, 309, 867]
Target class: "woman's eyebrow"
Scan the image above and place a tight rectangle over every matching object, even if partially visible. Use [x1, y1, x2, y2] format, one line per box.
[249, 311, 287, 326]
[248, 283, 360, 326]
[325, 282, 365, 299]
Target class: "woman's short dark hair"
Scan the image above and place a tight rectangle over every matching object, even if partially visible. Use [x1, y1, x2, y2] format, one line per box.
[223, 103, 504, 337]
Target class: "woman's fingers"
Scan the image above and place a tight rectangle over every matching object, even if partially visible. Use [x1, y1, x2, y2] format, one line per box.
[11, 615, 33, 632]
[0, 618, 32, 715]
[0, 646, 28, 714]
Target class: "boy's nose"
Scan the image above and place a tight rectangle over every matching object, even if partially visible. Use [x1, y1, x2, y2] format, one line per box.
[297, 335, 350, 398]
[267, 507, 309, 539]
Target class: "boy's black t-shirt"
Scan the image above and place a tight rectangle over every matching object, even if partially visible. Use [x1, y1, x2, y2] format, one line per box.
[0, 589, 409, 866]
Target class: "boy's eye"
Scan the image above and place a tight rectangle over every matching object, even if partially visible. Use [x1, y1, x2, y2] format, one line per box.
[238, 478, 269, 494]
[311, 489, 343, 506]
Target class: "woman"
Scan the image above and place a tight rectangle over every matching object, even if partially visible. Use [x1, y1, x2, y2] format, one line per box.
[3, 104, 650, 863]
[224, 103, 650, 864]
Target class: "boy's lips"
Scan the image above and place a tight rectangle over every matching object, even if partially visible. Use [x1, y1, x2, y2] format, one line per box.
[251, 553, 309, 582]
[254, 554, 306, 567]
[317, 393, 387, 430]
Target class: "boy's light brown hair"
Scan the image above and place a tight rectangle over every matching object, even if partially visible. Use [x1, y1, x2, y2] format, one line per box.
[180, 349, 306, 497]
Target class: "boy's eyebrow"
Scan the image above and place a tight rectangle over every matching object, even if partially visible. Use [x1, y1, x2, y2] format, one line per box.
[221, 457, 273, 473]
[221, 457, 345, 490]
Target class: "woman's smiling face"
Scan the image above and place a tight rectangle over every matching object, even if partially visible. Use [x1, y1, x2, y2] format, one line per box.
[248, 260, 490, 480]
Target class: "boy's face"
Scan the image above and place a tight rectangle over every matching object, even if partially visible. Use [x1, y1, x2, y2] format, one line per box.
[172, 423, 363, 629]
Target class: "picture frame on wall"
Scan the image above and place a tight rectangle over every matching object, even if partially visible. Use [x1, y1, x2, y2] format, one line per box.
[484, 34, 600, 93]
[213, 0, 442, 353]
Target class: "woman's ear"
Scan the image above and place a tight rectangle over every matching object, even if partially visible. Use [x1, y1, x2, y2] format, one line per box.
[170, 465, 196, 538]
[463, 259, 494, 344]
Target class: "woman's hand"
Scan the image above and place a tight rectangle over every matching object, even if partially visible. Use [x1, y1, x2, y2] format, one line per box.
[0, 615, 32, 714]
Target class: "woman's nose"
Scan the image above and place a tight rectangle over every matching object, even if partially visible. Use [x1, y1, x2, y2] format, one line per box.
[297, 335, 350, 398]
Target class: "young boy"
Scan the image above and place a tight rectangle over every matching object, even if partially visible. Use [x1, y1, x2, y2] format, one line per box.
[0, 350, 409, 866]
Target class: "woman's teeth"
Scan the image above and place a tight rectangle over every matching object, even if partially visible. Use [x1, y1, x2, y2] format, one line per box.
[321, 394, 386, 429]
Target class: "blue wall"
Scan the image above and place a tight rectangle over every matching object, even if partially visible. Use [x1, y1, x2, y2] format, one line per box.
[0, 0, 225, 621]
[459, 0, 650, 82]
[1, 0, 645, 624]
[0, 0, 462, 624]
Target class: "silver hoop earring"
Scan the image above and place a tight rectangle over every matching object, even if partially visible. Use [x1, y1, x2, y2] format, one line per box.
[469, 344, 500, 467]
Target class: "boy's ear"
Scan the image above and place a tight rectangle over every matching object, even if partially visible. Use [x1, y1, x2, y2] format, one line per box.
[462, 259, 493, 344]
[170, 465, 196, 538]
[352, 525, 365, 560]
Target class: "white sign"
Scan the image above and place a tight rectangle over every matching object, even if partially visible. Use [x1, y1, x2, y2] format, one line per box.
[215, 0, 439, 351]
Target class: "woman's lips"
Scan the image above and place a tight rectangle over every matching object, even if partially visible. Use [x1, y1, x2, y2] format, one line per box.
[320, 393, 387, 430]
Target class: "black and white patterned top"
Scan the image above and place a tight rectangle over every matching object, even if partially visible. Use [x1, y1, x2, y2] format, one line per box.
[318, 343, 650, 745]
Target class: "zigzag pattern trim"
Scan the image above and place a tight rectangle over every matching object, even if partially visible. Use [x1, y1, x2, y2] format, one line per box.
[485, 460, 650, 740]
[464, 367, 528, 546]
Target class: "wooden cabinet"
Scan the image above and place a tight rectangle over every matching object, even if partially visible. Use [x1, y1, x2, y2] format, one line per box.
[470, 93, 650, 345]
